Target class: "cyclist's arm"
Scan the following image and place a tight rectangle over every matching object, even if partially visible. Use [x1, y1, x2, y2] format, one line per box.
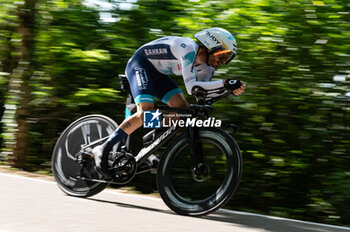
[191, 81, 245, 99]
[180, 47, 224, 95]
[184, 76, 225, 96]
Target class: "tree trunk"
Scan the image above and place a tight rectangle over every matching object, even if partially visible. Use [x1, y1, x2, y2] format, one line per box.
[0, 0, 36, 168]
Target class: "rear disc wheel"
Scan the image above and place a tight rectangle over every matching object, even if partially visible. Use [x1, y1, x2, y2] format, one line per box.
[52, 114, 118, 197]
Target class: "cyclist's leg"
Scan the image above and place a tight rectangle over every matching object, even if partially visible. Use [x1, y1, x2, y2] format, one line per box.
[95, 102, 155, 178]
[95, 55, 156, 178]
[164, 93, 189, 123]
[119, 102, 154, 134]
[153, 75, 189, 124]
[167, 93, 189, 108]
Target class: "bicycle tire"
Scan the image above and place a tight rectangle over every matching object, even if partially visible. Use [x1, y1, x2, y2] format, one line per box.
[157, 128, 242, 216]
[52, 114, 118, 197]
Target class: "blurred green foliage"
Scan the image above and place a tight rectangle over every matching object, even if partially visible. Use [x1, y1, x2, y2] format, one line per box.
[0, 0, 349, 226]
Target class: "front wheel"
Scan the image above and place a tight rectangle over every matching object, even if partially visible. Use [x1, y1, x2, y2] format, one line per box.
[157, 128, 242, 216]
[52, 114, 118, 197]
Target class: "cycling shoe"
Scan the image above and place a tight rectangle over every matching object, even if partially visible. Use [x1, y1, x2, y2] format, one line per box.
[92, 145, 112, 179]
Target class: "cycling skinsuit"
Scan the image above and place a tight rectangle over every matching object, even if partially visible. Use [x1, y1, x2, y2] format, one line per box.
[125, 36, 225, 105]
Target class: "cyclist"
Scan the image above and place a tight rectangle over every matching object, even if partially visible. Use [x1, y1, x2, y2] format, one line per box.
[93, 27, 246, 178]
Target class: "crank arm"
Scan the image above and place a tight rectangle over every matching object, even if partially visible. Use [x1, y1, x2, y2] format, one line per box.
[80, 136, 109, 150]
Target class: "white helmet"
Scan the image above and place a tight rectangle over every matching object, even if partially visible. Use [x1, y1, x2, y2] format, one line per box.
[194, 28, 237, 64]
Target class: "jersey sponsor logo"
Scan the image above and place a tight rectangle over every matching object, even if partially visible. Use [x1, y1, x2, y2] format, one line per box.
[135, 68, 149, 90]
[136, 72, 142, 86]
[144, 48, 168, 56]
[142, 44, 177, 60]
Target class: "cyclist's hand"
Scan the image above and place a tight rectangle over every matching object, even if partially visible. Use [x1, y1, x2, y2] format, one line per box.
[224, 79, 246, 96]
[233, 82, 246, 96]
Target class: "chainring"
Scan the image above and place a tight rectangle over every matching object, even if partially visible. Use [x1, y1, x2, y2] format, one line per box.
[109, 152, 137, 185]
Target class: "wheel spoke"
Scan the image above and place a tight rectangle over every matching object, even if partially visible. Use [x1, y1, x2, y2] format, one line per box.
[81, 123, 91, 145]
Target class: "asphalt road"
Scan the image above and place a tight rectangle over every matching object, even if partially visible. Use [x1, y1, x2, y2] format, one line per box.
[0, 172, 349, 232]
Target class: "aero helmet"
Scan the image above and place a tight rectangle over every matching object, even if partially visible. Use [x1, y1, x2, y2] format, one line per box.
[194, 28, 237, 64]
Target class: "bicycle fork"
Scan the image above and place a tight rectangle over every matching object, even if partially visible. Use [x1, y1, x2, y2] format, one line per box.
[187, 126, 208, 181]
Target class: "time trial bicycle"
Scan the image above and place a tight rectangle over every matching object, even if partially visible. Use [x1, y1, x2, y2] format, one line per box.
[51, 75, 242, 216]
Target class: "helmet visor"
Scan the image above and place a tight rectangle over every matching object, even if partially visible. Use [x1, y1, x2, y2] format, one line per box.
[213, 49, 235, 64]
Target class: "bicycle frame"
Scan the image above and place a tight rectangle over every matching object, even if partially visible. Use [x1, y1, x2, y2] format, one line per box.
[118, 74, 209, 169]
[134, 124, 182, 163]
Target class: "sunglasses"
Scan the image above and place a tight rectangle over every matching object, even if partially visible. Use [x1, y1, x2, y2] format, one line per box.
[212, 49, 235, 64]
